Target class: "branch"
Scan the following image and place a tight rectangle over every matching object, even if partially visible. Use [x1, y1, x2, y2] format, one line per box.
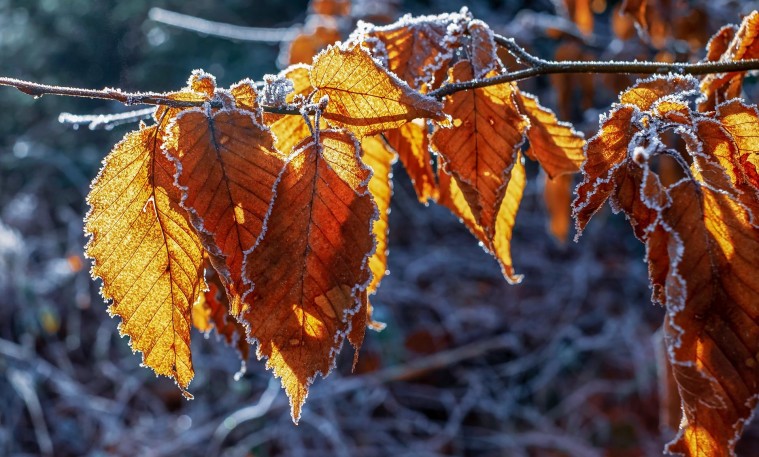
[429, 55, 759, 99]
[0, 77, 301, 115]
[59, 108, 155, 130]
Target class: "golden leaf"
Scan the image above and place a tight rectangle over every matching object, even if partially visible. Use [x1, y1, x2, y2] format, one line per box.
[85, 124, 204, 396]
[164, 107, 285, 315]
[310, 44, 445, 137]
[432, 60, 527, 237]
[515, 90, 585, 178]
[242, 130, 376, 422]
[384, 121, 438, 203]
[361, 135, 396, 295]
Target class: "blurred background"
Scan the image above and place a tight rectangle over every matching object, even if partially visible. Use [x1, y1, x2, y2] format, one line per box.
[2, 0, 759, 455]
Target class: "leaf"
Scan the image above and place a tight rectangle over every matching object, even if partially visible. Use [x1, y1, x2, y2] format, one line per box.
[438, 153, 527, 283]
[656, 157, 759, 457]
[361, 135, 396, 295]
[574, 73, 759, 456]
[515, 90, 585, 178]
[285, 21, 342, 66]
[564, 0, 594, 36]
[192, 258, 250, 363]
[431, 60, 527, 238]
[85, 124, 204, 396]
[466, 20, 502, 78]
[361, 11, 466, 90]
[164, 106, 286, 316]
[700, 11, 759, 111]
[242, 129, 376, 422]
[310, 43, 446, 137]
[543, 173, 573, 244]
[384, 121, 438, 203]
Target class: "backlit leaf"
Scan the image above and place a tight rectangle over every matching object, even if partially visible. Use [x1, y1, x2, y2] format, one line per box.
[432, 60, 527, 238]
[384, 121, 438, 203]
[361, 135, 396, 295]
[515, 90, 585, 178]
[242, 130, 376, 422]
[361, 11, 467, 90]
[700, 12, 759, 111]
[165, 106, 285, 315]
[85, 124, 204, 396]
[543, 173, 573, 243]
[310, 43, 446, 137]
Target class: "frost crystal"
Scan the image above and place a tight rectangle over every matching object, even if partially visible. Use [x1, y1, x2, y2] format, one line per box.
[261, 74, 294, 108]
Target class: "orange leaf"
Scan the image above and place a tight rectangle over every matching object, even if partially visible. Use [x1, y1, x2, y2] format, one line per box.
[467, 20, 502, 78]
[165, 107, 286, 315]
[384, 121, 438, 203]
[543, 173, 573, 243]
[656, 157, 759, 457]
[564, 0, 594, 35]
[192, 259, 250, 363]
[432, 60, 527, 237]
[85, 124, 204, 396]
[310, 44, 445, 137]
[515, 90, 585, 178]
[242, 130, 376, 422]
[361, 135, 396, 295]
[575, 73, 759, 455]
[438, 153, 527, 283]
[700, 12, 759, 111]
[361, 11, 466, 90]
[285, 20, 342, 66]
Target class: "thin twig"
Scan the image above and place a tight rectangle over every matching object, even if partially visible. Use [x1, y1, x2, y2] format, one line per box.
[58, 108, 155, 130]
[0, 77, 301, 115]
[148, 7, 297, 43]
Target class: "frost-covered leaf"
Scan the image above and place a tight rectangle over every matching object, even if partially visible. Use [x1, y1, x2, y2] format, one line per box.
[310, 44, 445, 137]
[515, 90, 585, 178]
[700, 12, 759, 111]
[164, 105, 285, 315]
[438, 153, 526, 283]
[85, 124, 204, 396]
[575, 73, 759, 456]
[242, 130, 376, 422]
[359, 10, 467, 90]
[432, 60, 527, 240]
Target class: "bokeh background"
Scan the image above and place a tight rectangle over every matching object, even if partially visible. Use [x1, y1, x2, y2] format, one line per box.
[2, 0, 759, 455]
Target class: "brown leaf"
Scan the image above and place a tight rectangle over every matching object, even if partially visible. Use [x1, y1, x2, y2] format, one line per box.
[700, 12, 759, 111]
[384, 121, 438, 203]
[311, 44, 445, 137]
[515, 90, 585, 178]
[286, 22, 342, 66]
[362, 12, 466, 90]
[164, 106, 286, 315]
[431, 60, 527, 237]
[467, 20, 502, 78]
[242, 130, 376, 422]
[85, 124, 204, 396]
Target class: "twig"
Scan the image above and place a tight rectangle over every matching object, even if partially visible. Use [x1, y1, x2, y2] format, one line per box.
[0, 77, 301, 115]
[4, 51, 759, 113]
[148, 7, 297, 43]
[428, 57, 759, 99]
[58, 108, 155, 130]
